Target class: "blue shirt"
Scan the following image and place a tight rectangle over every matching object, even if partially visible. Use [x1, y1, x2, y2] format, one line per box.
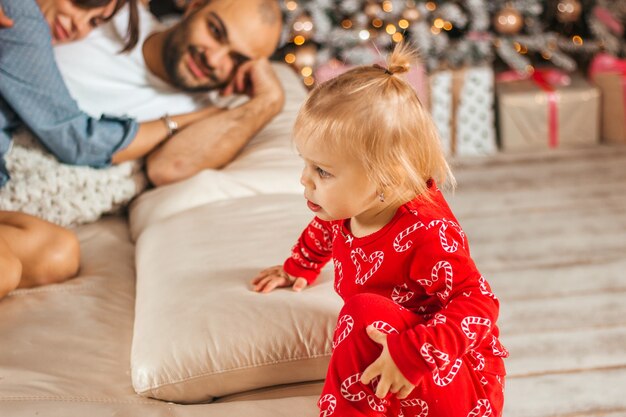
[0, 0, 139, 188]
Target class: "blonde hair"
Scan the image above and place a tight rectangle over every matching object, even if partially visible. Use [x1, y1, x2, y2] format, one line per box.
[294, 42, 454, 205]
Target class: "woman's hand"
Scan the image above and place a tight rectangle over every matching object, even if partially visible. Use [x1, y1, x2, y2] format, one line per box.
[360, 325, 416, 400]
[252, 265, 308, 293]
[0, 6, 14, 28]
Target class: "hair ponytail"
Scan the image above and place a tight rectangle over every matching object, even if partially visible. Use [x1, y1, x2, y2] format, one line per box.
[385, 42, 416, 75]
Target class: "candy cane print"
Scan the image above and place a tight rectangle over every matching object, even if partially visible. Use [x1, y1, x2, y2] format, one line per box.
[419, 343, 450, 369]
[392, 284, 415, 304]
[416, 261, 453, 301]
[466, 399, 492, 417]
[432, 358, 462, 386]
[420, 343, 462, 386]
[496, 375, 505, 394]
[393, 221, 426, 252]
[427, 219, 464, 253]
[291, 250, 317, 269]
[400, 398, 429, 417]
[370, 320, 399, 335]
[332, 315, 354, 349]
[333, 259, 343, 296]
[491, 335, 509, 357]
[318, 394, 336, 417]
[478, 276, 497, 299]
[310, 219, 333, 251]
[351, 248, 384, 285]
[367, 394, 387, 412]
[432, 261, 453, 301]
[426, 313, 446, 328]
[468, 349, 485, 371]
[461, 316, 492, 347]
[340, 373, 367, 402]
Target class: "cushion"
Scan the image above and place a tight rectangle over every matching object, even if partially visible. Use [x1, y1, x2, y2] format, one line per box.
[127, 63, 307, 241]
[131, 194, 342, 403]
[0, 130, 146, 227]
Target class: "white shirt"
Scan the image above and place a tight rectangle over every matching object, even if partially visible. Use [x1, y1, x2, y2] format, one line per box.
[54, 5, 214, 121]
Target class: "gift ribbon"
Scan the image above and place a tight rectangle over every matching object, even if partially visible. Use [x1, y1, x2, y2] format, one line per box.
[593, 6, 624, 36]
[589, 53, 626, 127]
[497, 69, 571, 148]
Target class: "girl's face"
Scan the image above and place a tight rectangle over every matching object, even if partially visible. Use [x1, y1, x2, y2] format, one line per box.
[36, 0, 117, 44]
[296, 136, 383, 227]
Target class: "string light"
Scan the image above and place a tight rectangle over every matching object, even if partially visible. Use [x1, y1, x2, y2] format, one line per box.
[425, 2, 436, 11]
[341, 19, 352, 29]
[285, 0, 297, 11]
[294, 35, 305, 45]
[392, 32, 404, 42]
[572, 35, 583, 45]
[284, 53, 296, 64]
[398, 19, 409, 29]
[433, 18, 444, 29]
[301, 66, 313, 77]
[303, 76, 315, 87]
[431, 26, 441, 34]
[443, 21, 453, 31]
[382, 1, 393, 12]
[359, 29, 370, 40]
[386, 24, 397, 34]
[372, 18, 383, 28]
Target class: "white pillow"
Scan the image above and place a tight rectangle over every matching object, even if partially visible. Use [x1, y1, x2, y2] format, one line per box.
[128, 63, 307, 240]
[132, 194, 341, 403]
[0, 130, 146, 227]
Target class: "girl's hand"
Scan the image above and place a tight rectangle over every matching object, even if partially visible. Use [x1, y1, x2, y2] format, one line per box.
[360, 325, 415, 400]
[251, 265, 308, 293]
[0, 6, 14, 28]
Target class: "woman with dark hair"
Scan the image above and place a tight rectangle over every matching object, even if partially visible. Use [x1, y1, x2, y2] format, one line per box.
[0, 0, 219, 299]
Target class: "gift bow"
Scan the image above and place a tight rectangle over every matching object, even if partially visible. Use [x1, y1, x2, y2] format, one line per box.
[589, 53, 626, 77]
[497, 68, 571, 148]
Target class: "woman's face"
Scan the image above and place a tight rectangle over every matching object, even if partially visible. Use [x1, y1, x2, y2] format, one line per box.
[36, 0, 117, 44]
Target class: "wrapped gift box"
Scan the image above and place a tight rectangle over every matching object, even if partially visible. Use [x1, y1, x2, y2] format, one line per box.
[430, 66, 497, 157]
[589, 54, 626, 143]
[496, 74, 600, 151]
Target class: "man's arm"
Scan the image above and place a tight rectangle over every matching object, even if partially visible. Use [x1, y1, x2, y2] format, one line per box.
[146, 58, 285, 186]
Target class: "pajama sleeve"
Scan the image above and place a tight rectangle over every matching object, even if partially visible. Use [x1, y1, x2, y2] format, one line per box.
[386, 220, 502, 385]
[283, 217, 334, 284]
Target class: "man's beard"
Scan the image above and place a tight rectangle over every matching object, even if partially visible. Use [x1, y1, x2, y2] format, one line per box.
[162, 29, 229, 92]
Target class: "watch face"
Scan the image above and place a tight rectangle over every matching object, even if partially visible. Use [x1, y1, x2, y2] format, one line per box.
[162, 115, 178, 137]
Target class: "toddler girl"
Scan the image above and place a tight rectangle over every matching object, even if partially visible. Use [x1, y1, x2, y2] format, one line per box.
[252, 43, 507, 417]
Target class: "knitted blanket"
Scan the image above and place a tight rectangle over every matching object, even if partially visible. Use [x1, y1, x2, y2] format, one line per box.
[0, 129, 147, 227]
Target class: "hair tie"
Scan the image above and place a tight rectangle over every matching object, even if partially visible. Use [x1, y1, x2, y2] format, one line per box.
[373, 63, 392, 75]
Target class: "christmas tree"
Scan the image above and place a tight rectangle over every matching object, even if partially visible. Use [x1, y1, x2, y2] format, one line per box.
[278, 0, 626, 84]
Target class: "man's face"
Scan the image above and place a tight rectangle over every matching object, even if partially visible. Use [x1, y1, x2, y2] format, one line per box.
[162, 0, 281, 92]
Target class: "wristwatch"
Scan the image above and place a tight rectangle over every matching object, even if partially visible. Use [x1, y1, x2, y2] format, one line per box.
[161, 114, 179, 138]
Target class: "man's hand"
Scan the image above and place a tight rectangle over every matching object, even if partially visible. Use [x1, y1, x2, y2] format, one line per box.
[0, 5, 14, 28]
[221, 58, 285, 114]
[252, 265, 308, 293]
[360, 325, 416, 400]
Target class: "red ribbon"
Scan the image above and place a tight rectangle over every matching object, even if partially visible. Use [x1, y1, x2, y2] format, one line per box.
[589, 53, 626, 129]
[497, 69, 570, 148]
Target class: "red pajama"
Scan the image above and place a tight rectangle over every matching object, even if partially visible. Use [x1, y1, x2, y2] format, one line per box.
[284, 185, 508, 417]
